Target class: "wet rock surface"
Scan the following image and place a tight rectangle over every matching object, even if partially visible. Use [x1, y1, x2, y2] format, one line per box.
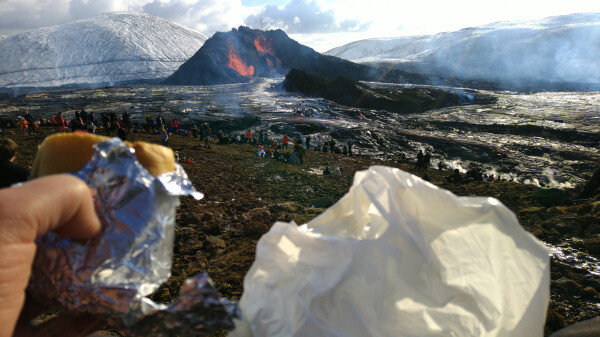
[2, 81, 598, 189]
[283, 69, 497, 113]
[6, 126, 600, 336]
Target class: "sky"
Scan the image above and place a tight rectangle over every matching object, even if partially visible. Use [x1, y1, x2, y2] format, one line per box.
[1, 0, 600, 52]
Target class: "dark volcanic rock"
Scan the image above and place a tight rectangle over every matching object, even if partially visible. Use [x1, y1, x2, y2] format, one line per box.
[283, 69, 496, 113]
[164, 26, 496, 88]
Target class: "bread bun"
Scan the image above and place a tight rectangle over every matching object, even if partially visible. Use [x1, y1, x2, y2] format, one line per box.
[31, 133, 175, 178]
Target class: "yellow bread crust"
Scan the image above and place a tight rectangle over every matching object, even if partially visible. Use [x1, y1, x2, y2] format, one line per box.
[30, 133, 175, 178]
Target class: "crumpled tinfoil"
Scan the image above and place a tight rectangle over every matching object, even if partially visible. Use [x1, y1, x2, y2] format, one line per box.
[28, 138, 241, 336]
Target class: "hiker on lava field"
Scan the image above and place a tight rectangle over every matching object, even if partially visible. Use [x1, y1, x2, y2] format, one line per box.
[24, 111, 36, 135]
[423, 150, 432, 169]
[160, 127, 168, 147]
[123, 110, 131, 133]
[283, 134, 290, 148]
[347, 136, 354, 156]
[415, 150, 424, 169]
[57, 112, 66, 133]
[446, 169, 463, 184]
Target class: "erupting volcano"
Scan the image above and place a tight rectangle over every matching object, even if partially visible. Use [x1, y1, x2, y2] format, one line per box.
[254, 36, 273, 55]
[227, 42, 254, 77]
[165, 26, 485, 88]
[164, 27, 293, 85]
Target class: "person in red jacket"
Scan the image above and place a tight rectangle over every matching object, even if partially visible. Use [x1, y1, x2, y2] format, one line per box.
[56, 112, 65, 133]
[245, 129, 252, 143]
[283, 134, 290, 149]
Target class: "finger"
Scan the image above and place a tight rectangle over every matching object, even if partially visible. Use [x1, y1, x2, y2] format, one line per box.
[0, 175, 101, 244]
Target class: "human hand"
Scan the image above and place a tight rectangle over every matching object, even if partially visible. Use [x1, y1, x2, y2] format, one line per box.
[0, 175, 103, 337]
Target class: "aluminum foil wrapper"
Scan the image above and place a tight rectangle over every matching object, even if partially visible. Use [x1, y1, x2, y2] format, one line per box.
[28, 138, 241, 336]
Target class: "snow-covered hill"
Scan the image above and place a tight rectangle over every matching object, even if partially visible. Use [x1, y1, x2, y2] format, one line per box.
[326, 13, 600, 87]
[0, 12, 207, 88]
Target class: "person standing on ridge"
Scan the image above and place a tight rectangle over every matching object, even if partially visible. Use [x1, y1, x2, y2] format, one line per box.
[19, 118, 29, 136]
[145, 115, 152, 132]
[122, 110, 131, 133]
[347, 136, 354, 156]
[160, 127, 168, 147]
[293, 140, 305, 165]
[171, 119, 179, 135]
[424, 150, 432, 169]
[80, 109, 88, 124]
[101, 113, 110, 135]
[24, 110, 35, 135]
[88, 111, 96, 126]
[415, 150, 424, 169]
[56, 112, 65, 133]
[283, 134, 290, 149]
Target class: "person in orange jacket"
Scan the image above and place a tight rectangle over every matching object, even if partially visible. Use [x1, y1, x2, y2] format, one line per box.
[19, 118, 29, 136]
[56, 112, 65, 133]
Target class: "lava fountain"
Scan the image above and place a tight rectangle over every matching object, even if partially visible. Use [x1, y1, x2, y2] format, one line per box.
[254, 36, 273, 55]
[227, 42, 254, 77]
[254, 35, 282, 70]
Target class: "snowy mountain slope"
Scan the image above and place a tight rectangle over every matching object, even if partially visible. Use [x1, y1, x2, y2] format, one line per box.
[326, 13, 600, 86]
[0, 12, 208, 88]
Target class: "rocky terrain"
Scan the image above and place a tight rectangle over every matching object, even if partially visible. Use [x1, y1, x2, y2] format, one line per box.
[4, 125, 599, 336]
[283, 69, 497, 113]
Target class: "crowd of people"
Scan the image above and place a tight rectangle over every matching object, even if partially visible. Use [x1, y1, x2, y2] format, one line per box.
[4, 108, 512, 184]
[240, 131, 359, 165]
[3, 108, 512, 182]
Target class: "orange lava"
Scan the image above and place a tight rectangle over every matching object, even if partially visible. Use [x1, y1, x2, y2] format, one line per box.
[266, 58, 275, 72]
[227, 43, 254, 77]
[254, 36, 275, 55]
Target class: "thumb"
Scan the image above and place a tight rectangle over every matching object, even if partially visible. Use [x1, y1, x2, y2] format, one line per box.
[0, 175, 101, 243]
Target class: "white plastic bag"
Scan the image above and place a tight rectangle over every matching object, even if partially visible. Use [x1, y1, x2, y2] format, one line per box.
[233, 166, 549, 337]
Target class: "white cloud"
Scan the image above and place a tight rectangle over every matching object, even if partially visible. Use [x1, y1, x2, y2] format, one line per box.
[143, 0, 248, 33]
[244, 0, 370, 34]
[0, 0, 71, 36]
[0, 0, 599, 51]
[0, 0, 248, 37]
[324, 0, 600, 38]
[69, 0, 128, 20]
